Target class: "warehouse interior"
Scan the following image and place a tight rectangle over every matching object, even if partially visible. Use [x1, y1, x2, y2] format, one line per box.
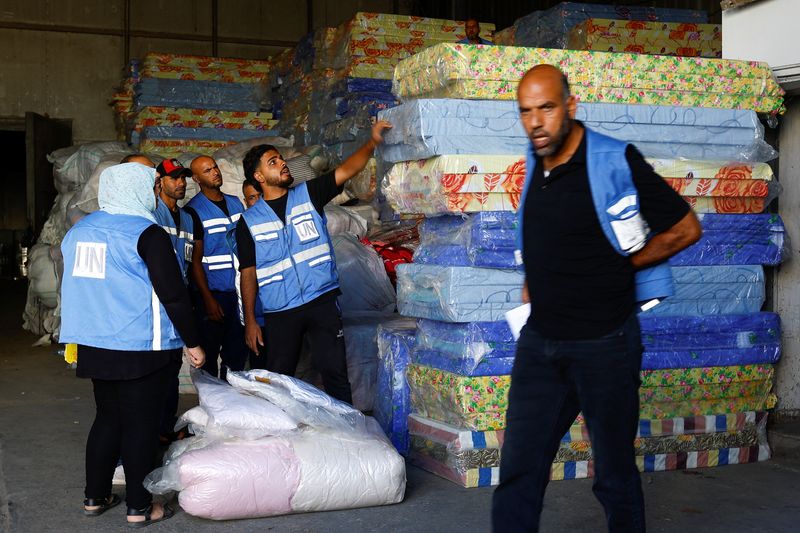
[1, 0, 800, 531]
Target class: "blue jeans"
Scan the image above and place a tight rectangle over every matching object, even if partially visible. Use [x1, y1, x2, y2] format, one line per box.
[492, 313, 645, 533]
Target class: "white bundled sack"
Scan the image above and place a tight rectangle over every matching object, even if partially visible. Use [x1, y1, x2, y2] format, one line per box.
[324, 204, 368, 238]
[190, 371, 298, 438]
[145, 369, 406, 520]
[48, 142, 129, 194]
[27, 244, 60, 308]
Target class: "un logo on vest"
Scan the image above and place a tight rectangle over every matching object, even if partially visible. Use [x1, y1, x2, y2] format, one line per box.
[293, 218, 320, 243]
[72, 241, 107, 279]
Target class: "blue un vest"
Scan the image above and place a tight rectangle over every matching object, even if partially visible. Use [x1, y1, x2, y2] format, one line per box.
[516, 128, 674, 304]
[59, 211, 183, 351]
[242, 183, 339, 313]
[153, 199, 194, 285]
[186, 192, 244, 292]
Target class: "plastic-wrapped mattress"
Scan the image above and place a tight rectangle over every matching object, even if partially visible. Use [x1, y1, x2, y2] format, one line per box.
[378, 99, 775, 163]
[391, 44, 784, 114]
[669, 214, 787, 266]
[639, 312, 781, 369]
[643, 265, 765, 316]
[396, 263, 524, 322]
[373, 320, 418, 455]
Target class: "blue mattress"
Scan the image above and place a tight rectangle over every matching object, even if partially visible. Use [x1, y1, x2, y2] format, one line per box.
[135, 78, 264, 111]
[670, 214, 786, 266]
[396, 263, 525, 323]
[638, 312, 781, 369]
[514, 2, 708, 49]
[135, 126, 278, 144]
[414, 213, 519, 269]
[374, 320, 418, 455]
[644, 266, 765, 317]
[378, 100, 773, 163]
[330, 77, 394, 96]
[412, 349, 515, 376]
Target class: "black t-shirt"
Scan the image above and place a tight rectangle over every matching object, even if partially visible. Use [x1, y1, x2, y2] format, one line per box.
[76, 225, 200, 380]
[184, 196, 229, 241]
[522, 128, 690, 340]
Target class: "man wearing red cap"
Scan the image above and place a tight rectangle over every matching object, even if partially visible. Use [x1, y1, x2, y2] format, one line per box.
[154, 158, 195, 442]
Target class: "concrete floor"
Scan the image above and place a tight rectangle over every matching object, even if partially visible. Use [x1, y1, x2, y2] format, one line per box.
[2, 278, 800, 533]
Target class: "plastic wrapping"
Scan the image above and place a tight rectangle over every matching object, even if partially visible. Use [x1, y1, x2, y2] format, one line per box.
[138, 139, 233, 158]
[406, 364, 509, 431]
[378, 99, 777, 163]
[407, 359, 776, 431]
[26, 244, 60, 308]
[146, 368, 405, 520]
[332, 233, 396, 315]
[374, 319, 417, 455]
[135, 78, 265, 111]
[639, 312, 781, 369]
[384, 156, 525, 215]
[414, 212, 518, 269]
[566, 19, 722, 58]
[225, 369, 368, 435]
[340, 312, 403, 412]
[511, 3, 708, 50]
[390, 44, 784, 114]
[324, 204, 369, 238]
[135, 126, 278, 144]
[189, 370, 298, 438]
[669, 214, 788, 266]
[47, 142, 130, 194]
[140, 52, 270, 83]
[644, 265, 765, 317]
[412, 319, 515, 376]
[396, 263, 524, 323]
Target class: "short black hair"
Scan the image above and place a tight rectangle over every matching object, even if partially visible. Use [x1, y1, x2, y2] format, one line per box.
[242, 144, 279, 182]
[120, 153, 147, 164]
[242, 179, 259, 192]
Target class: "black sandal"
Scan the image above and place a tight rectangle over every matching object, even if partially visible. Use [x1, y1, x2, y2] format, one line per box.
[127, 503, 175, 528]
[83, 494, 121, 516]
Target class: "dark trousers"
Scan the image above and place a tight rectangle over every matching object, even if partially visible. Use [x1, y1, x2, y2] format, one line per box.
[158, 357, 182, 437]
[256, 298, 352, 404]
[492, 313, 645, 533]
[196, 290, 249, 380]
[85, 362, 172, 510]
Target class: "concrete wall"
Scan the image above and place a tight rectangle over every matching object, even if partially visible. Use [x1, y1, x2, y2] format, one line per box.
[775, 100, 800, 416]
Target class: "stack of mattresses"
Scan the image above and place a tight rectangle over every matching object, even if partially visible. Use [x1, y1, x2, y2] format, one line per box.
[114, 52, 276, 157]
[384, 31, 785, 487]
[499, 2, 708, 49]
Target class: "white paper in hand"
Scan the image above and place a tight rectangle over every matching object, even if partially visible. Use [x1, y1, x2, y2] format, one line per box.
[505, 303, 531, 341]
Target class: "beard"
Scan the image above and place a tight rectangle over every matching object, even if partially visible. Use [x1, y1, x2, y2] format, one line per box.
[530, 114, 572, 157]
[268, 170, 294, 188]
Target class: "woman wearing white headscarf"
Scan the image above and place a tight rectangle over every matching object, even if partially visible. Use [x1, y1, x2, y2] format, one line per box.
[60, 163, 205, 527]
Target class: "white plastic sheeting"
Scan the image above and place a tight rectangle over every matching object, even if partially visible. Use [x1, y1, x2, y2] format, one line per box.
[146, 369, 405, 520]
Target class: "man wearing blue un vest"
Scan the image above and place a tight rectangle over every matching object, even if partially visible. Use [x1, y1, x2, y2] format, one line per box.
[236, 119, 392, 404]
[185, 156, 249, 380]
[491, 66, 702, 533]
[153, 158, 195, 442]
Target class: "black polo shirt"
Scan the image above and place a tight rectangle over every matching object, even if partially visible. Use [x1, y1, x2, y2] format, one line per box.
[522, 127, 690, 340]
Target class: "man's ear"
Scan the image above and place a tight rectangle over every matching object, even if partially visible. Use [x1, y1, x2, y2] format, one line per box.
[191, 174, 199, 184]
[566, 95, 578, 119]
[254, 170, 266, 184]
